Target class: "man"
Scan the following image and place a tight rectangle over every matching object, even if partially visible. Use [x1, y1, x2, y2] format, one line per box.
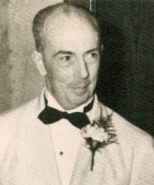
[0, 2, 154, 185]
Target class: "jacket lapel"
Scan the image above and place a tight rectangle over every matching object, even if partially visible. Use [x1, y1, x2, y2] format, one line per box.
[70, 135, 127, 185]
[69, 96, 128, 185]
[70, 96, 105, 185]
[70, 143, 106, 185]
[23, 116, 62, 185]
[1, 97, 62, 185]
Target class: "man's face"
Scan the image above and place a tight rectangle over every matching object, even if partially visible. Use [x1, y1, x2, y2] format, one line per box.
[42, 15, 100, 110]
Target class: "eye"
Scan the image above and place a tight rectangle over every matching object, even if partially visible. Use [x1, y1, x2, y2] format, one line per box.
[61, 55, 71, 61]
[57, 55, 75, 67]
[91, 52, 98, 58]
[84, 51, 99, 63]
[59, 55, 71, 61]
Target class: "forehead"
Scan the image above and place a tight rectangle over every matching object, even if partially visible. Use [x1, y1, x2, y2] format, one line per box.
[43, 13, 99, 51]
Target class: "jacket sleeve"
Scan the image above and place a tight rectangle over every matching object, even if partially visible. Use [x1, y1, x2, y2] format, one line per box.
[129, 135, 154, 185]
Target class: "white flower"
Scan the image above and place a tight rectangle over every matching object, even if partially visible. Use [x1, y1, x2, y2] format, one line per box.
[81, 124, 108, 143]
[80, 113, 116, 171]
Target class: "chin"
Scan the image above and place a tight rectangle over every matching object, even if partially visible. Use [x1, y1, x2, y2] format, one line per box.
[71, 93, 91, 107]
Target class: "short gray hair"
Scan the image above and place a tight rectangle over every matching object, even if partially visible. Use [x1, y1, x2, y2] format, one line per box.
[32, 2, 101, 52]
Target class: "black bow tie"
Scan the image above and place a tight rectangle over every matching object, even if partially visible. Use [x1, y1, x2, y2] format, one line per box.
[38, 97, 94, 129]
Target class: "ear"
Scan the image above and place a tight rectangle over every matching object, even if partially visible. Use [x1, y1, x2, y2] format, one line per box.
[101, 44, 103, 51]
[31, 51, 47, 76]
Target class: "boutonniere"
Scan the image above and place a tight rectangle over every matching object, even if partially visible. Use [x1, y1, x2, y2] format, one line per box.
[81, 110, 117, 171]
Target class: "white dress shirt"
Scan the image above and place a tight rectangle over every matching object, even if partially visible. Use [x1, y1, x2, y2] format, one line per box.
[45, 89, 93, 185]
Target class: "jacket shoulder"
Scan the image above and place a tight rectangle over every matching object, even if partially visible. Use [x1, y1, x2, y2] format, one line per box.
[0, 97, 39, 125]
[0, 97, 40, 162]
[113, 110, 152, 145]
[99, 102, 153, 148]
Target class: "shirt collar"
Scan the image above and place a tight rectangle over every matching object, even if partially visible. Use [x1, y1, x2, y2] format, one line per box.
[39, 87, 102, 123]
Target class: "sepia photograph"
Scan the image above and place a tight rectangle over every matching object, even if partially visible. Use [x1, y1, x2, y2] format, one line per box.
[0, 0, 154, 184]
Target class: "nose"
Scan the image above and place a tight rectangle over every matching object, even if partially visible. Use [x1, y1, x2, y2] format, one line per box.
[77, 58, 89, 79]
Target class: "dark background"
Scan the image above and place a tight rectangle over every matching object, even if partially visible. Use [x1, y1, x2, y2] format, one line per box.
[65, 0, 154, 136]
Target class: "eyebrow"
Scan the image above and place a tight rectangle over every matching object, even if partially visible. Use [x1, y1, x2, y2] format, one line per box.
[85, 47, 99, 54]
[54, 47, 99, 57]
[54, 50, 74, 57]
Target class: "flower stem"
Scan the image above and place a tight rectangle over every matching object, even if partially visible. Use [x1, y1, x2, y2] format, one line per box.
[91, 150, 95, 171]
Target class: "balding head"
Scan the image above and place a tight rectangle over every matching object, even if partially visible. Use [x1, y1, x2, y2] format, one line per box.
[32, 2, 101, 110]
[32, 2, 100, 52]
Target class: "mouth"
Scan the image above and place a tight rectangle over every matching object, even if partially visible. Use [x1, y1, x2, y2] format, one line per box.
[69, 83, 90, 95]
[70, 83, 89, 89]
[72, 87, 87, 92]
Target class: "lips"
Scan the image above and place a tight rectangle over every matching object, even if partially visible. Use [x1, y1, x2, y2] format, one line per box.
[69, 81, 90, 88]
[69, 83, 90, 96]
[71, 87, 87, 92]
[70, 83, 89, 89]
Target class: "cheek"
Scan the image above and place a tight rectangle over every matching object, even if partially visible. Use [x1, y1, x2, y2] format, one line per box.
[47, 66, 73, 83]
[89, 63, 99, 79]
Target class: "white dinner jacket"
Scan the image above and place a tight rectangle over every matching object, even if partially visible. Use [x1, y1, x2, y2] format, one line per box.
[0, 92, 154, 185]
